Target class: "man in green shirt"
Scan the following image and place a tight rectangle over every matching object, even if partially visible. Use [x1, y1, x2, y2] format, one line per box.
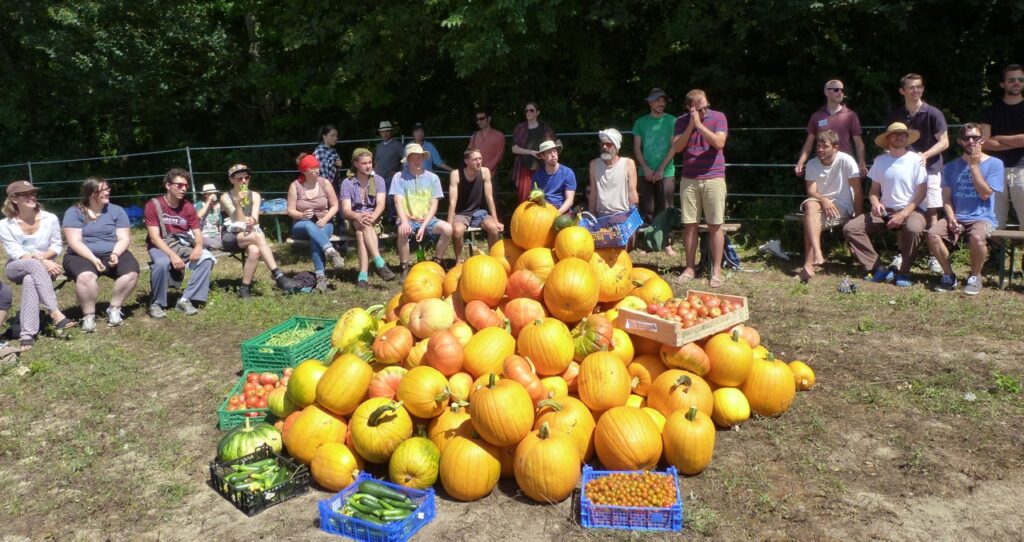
[632, 88, 678, 255]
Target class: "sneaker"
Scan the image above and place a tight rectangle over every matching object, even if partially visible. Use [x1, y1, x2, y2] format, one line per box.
[870, 267, 894, 283]
[275, 274, 299, 294]
[895, 274, 913, 288]
[758, 239, 790, 261]
[963, 275, 982, 295]
[375, 265, 397, 281]
[315, 274, 328, 293]
[357, 279, 369, 290]
[239, 284, 253, 299]
[148, 304, 167, 319]
[934, 274, 957, 292]
[890, 254, 903, 271]
[837, 278, 858, 294]
[928, 256, 943, 274]
[106, 307, 124, 327]
[325, 247, 344, 268]
[81, 314, 96, 333]
[399, 263, 412, 281]
[175, 298, 199, 315]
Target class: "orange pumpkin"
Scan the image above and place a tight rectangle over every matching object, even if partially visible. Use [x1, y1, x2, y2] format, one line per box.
[704, 329, 755, 387]
[577, 352, 632, 412]
[459, 254, 508, 307]
[489, 239, 524, 273]
[462, 327, 515, 378]
[662, 405, 716, 475]
[447, 371, 474, 402]
[402, 268, 443, 303]
[316, 353, 372, 416]
[424, 330, 464, 376]
[510, 197, 559, 249]
[411, 260, 446, 280]
[660, 342, 711, 376]
[594, 406, 663, 470]
[372, 326, 413, 365]
[740, 354, 796, 417]
[515, 247, 556, 281]
[553, 225, 595, 261]
[468, 374, 535, 447]
[427, 403, 473, 453]
[442, 263, 463, 297]
[543, 257, 600, 324]
[517, 318, 574, 376]
[440, 434, 501, 501]
[283, 404, 348, 465]
[504, 297, 547, 337]
[385, 292, 403, 322]
[404, 338, 429, 368]
[514, 422, 581, 503]
[630, 273, 673, 304]
[609, 328, 635, 365]
[629, 333, 663, 356]
[647, 369, 714, 417]
[310, 442, 363, 491]
[447, 321, 473, 346]
[627, 354, 668, 397]
[730, 324, 761, 349]
[464, 299, 505, 331]
[588, 248, 633, 303]
[397, 366, 451, 419]
[534, 396, 596, 462]
[368, 365, 406, 400]
[506, 269, 545, 301]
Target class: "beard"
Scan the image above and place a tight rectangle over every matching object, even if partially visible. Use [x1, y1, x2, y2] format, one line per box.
[600, 152, 614, 160]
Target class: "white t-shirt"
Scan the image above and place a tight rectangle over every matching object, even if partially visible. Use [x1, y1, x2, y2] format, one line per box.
[0, 211, 63, 261]
[804, 151, 859, 214]
[867, 151, 927, 210]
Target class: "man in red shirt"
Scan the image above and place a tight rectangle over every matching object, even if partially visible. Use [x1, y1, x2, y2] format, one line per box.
[469, 108, 506, 174]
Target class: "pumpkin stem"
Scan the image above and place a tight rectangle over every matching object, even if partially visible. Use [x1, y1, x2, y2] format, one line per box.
[528, 183, 546, 204]
[630, 376, 640, 391]
[766, 353, 775, 362]
[538, 421, 551, 440]
[685, 405, 699, 421]
[672, 374, 692, 392]
[324, 346, 339, 364]
[434, 386, 451, 403]
[536, 398, 563, 412]
[368, 401, 400, 427]
[731, 329, 742, 342]
[487, 373, 498, 389]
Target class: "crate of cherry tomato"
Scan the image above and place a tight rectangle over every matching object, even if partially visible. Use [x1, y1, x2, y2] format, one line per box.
[579, 466, 683, 531]
[217, 368, 294, 430]
[614, 290, 748, 347]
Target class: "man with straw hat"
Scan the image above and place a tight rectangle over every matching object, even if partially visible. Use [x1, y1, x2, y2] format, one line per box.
[842, 122, 928, 287]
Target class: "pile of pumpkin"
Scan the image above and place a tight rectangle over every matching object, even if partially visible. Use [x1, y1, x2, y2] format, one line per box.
[267, 191, 817, 505]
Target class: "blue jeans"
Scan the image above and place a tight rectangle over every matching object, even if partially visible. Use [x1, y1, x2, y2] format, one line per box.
[291, 220, 334, 273]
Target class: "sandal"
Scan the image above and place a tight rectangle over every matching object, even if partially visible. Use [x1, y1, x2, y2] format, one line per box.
[709, 275, 724, 289]
[20, 337, 35, 349]
[54, 317, 78, 331]
[674, 270, 696, 284]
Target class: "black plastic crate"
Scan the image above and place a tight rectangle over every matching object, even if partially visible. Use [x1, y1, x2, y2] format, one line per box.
[209, 444, 310, 516]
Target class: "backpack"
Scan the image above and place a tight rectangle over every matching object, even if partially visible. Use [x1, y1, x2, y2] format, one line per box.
[637, 207, 682, 252]
[698, 234, 742, 271]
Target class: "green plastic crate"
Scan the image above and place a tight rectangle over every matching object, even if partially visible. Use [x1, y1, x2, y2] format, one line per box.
[217, 369, 285, 430]
[241, 316, 336, 372]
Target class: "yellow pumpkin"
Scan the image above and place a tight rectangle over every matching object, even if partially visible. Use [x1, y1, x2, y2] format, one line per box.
[510, 197, 559, 250]
[315, 353, 372, 416]
[517, 318, 574, 376]
[588, 248, 633, 303]
[349, 398, 413, 463]
[740, 355, 796, 417]
[577, 352, 632, 412]
[514, 247, 556, 281]
[440, 434, 501, 501]
[539, 376, 569, 399]
[282, 404, 348, 465]
[310, 442, 363, 491]
[553, 226, 595, 261]
[594, 406, 663, 470]
[388, 435, 440, 489]
[710, 387, 751, 428]
[447, 371, 474, 402]
[468, 375, 535, 447]
[534, 396, 596, 462]
[396, 366, 451, 419]
[789, 360, 816, 391]
[609, 328, 635, 365]
[543, 258, 600, 324]
[627, 354, 668, 397]
[513, 422, 581, 503]
[402, 267, 443, 303]
[442, 263, 462, 297]
[489, 239, 524, 273]
[405, 337, 429, 368]
[407, 298, 455, 339]
[448, 321, 474, 346]
[286, 359, 328, 408]
[662, 405, 716, 475]
[459, 254, 508, 307]
[427, 403, 472, 453]
[630, 273, 673, 305]
[641, 407, 667, 432]
[704, 329, 755, 387]
[647, 369, 714, 418]
[462, 327, 515, 378]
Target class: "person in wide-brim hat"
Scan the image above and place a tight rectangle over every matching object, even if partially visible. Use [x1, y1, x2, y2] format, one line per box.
[536, 140, 563, 155]
[874, 122, 921, 148]
[401, 143, 431, 164]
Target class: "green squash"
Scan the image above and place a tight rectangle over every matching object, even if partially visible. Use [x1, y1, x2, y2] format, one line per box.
[388, 435, 440, 489]
[553, 214, 576, 232]
[217, 418, 283, 461]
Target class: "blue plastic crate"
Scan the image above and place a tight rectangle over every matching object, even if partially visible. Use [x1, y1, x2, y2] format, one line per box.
[579, 207, 643, 248]
[319, 473, 435, 541]
[579, 466, 683, 531]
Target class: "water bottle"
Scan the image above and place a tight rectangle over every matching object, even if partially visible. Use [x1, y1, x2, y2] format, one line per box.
[416, 243, 426, 262]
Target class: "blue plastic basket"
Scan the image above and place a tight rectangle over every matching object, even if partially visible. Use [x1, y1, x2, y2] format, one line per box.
[579, 466, 683, 531]
[579, 207, 643, 248]
[319, 473, 436, 541]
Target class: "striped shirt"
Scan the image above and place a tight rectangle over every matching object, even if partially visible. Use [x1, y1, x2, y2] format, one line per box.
[674, 109, 728, 179]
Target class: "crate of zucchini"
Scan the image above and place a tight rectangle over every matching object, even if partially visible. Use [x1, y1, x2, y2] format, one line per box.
[209, 444, 311, 516]
[242, 316, 335, 372]
[319, 473, 436, 541]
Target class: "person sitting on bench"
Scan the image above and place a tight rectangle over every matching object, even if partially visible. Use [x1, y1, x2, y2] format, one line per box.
[447, 147, 504, 262]
[338, 149, 396, 289]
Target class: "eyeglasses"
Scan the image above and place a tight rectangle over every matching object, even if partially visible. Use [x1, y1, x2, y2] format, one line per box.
[961, 135, 982, 142]
[1006, 77, 1024, 83]
[14, 192, 38, 198]
[826, 87, 844, 92]
[168, 182, 189, 188]
[234, 175, 252, 181]
[600, 141, 615, 148]
[524, 108, 537, 113]
[97, 187, 112, 193]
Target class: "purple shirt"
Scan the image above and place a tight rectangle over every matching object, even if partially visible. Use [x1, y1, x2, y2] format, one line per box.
[339, 174, 385, 213]
[806, 105, 863, 156]
[886, 103, 948, 174]
[674, 109, 728, 179]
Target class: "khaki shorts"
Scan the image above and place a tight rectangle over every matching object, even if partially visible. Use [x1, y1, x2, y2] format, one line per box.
[800, 197, 852, 229]
[453, 209, 490, 229]
[928, 218, 993, 245]
[925, 173, 943, 209]
[680, 177, 726, 225]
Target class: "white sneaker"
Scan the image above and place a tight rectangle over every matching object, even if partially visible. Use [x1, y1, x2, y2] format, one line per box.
[928, 256, 943, 274]
[758, 240, 790, 261]
[890, 254, 903, 271]
[106, 307, 124, 327]
[175, 298, 199, 316]
[81, 314, 96, 333]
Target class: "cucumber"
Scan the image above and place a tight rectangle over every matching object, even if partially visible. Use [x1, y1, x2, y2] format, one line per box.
[358, 480, 410, 503]
[378, 508, 413, 522]
[380, 496, 418, 510]
[351, 510, 386, 525]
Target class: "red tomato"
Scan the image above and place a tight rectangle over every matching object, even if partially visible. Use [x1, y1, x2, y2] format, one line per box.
[687, 294, 703, 309]
[228, 396, 242, 407]
[647, 303, 660, 315]
[705, 297, 721, 309]
[679, 301, 691, 311]
[243, 382, 258, 394]
[697, 306, 709, 318]
[245, 396, 261, 408]
[255, 397, 268, 409]
[279, 377, 289, 388]
[246, 373, 259, 383]
[283, 367, 294, 377]
[656, 307, 671, 319]
[721, 305, 733, 314]
[259, 372, 279, 386]
[681, 318, 695, 329]
[709, 307, 722, 318]
[262, 383, 275, 394]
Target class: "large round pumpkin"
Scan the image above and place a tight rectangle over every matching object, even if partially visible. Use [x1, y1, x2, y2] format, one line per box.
[710, 387, 751, 428]
[534, 397, 596, 462]
[630, 273, 673, 305]
[517, 318, 574, 376]
[543, 258, 600, 324]
[286, 359, 328, 408]
[396, 366, 451, 419]
[368, 365, 406, 400]
[504, 298, 547, 338]
[740, 354, 796, 417]
[593, 406, 663, 470]
[662, 405, 716, 475]
[514, 422, 581, 503]
[589, 248, 633, 303]
[408, 298, 455, 339]
[704, 329, 755, 387]
[311, 442, 363, 491]
[553, 226, 595, 262]
[647, 369, 714, 418]
[468, 374, 535, 447]
[571, 315, 614, 362]
[661, 342, 711, 376]
[424, 330, 464, 376]
[427, 403, 473, 453]
[283, 404, 348, 465]
[372, 326, 414, 365]
[515, 247, 556, 281]
[577, 352, 632, 412]
[510, 197, 559, 249]
[489, 239, 525, 273]
[440, 434, 501, 501]
[459, 254, 508, 307]
[462, 327, 515, 378]
[402, 267, 443, 303]
[506, 269, 545, 301]
[349, 398, 413, 463]
[389, 435, 440, 489]
[316, 353, 373, 416]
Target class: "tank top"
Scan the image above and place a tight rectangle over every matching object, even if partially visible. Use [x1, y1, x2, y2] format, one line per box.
[293, 177, 330, 221]
[455, 167, 485, 215]
[592, 158, 631, 217]
[221, 190, 254, 220]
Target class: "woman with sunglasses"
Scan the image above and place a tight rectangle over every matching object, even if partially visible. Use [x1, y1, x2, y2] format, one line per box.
[287, 153, 343, 292]
[511, 102, 558, 202]
[62, 177, 139, 331]
[0, 180, 77, 347]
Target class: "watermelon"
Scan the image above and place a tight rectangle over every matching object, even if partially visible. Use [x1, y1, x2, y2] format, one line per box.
[217, 418, 283, 461]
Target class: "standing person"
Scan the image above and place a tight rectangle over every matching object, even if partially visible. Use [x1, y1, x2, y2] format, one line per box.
[62, 177, 140, 331]
[632, 88, 678, 255]
[221, 164, 298, 298]
[531, 141, 576, 215]
[145, 169, 215, 318]
[794, 79, 868, 177]
[194, 184, 223, 250]
[469, 108, 506, 174]
[980, 63, 1024, 232]
[927, 123, 1004, 294]
[0, 181, 77, 346]
[671, 89, 729, 288]
[339, 148, 396, 289]
[841, 123, 928, 287]
[287, 153, 344, 293]
[374, 120, 403, 224]
[406, 123, 452, 173]
[886, 73, 949, 273]
[511, 102, 557, 203]
[314, 125, 344, 190]
[391, 143, 452, 278]
[588, 129, 639, 217]
[798, 131, 862, 281]
[447, 147, 504, 262]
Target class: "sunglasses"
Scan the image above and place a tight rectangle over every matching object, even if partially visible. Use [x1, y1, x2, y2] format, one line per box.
[168, 182, 189, 188]
[476, 117, 487, 121]
[14, 191, 39, 198]
[1006, 77, 1024, 83]
[961, 135, 982, 142]
[826, 87, 844, 92]
[524, 108, 537, 113]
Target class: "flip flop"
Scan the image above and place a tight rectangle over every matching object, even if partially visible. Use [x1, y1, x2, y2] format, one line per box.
[709, 275, 724, 288]
[54, 317, 77, 331]
[674, 270, 695, 284]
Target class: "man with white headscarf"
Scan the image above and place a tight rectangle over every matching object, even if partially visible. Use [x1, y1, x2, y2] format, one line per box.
[588, 128, 639, 217]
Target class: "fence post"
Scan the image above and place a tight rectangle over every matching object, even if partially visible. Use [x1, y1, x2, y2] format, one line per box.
[185, 146, 198, 202]
[26, 162, 33, 184]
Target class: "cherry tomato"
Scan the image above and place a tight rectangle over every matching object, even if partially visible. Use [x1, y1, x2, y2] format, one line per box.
[647, 303, 660, 315]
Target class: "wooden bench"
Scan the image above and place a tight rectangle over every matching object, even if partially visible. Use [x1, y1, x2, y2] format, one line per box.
[991, 229, 1024, 289]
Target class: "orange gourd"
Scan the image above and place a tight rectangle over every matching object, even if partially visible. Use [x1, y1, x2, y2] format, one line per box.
[503, 355, 548, 406]
[396, 366, 451, 419]
[510, 195, 559, 250]
[316, 353, 373, 416]
[740, 354, 796, 417]
[543, 257, 600, 324]
[662, 405, 716, 475]
[534, 396, 596, 462]
[514, 422, 581, 503]
[310, 442, 363, 491]
[647, 369, 714, 417]
[283, 404, 348, 465]
[594, 406, 663, 470]
[577, 352, 631, 412]
[588, 248, 633, 303]
[553, 225, 595, 261]
[440, 434, 501, 501]
[368, 365, 406, 400]
[468, 374, 535, 447]
[789, 360, 816, 391]
[504, 297, 546, 337]
[660, 342, 711, 376]
[561, 361, 580, 394]
[506, 269, 545, 301]
[459, 254, 508, 307]
[517, 318, 574, 376]
[464, 299, 505, 331]
[704, 329, 755, 387]
[462, 327, 515, 378]
[424, 330, 464, 376]
[372, 326, 413, 365]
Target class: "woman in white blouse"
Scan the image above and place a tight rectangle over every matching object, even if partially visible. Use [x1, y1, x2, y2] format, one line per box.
[0, 181, 77, 347]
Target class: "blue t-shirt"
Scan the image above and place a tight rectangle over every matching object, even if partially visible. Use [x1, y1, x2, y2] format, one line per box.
[531, 165, 577, 208]
[62, 204, 130, 255]
[942, 156, 1004, 226]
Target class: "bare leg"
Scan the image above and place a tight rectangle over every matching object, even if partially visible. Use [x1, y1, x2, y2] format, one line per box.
[452, 222, 467, 262]
[360, 222, 383, 261]
[682, 223, 698, 277]
[967, 233, 987, 277]
[355, 228, 369, 273]
[398, 230, 411, 264]
[708, 224, 724, 280]
[242, 244, 260, 283]
[110, 272, 139, 307]
[482, 217, 501, 249]
[926, 233, 954, 275]
[802, 201, 824, 277]
[433, 221, 453, 259]
[75, 272, 100, 315]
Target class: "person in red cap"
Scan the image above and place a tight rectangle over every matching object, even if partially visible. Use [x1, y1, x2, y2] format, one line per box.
[287, 152, 343, 292]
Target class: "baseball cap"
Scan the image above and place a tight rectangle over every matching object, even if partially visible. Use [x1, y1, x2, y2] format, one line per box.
[5, 180, 37, 196]
[646, 88, 668, 102]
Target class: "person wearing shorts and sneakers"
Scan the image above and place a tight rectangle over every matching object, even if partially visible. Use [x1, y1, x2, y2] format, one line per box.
[448, 147, 504, 262]
[62, 177, 139, 331]
[671, 89, 729, 288]
[927, 124, 1004, 294]
[391, 143, 452, 278]
[842, 123, 927, 287]
[800, 130, 862, 281]
[339, 148, 396, 289]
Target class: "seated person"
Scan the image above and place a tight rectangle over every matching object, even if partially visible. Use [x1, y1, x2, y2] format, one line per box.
[391, 143, 452, 278]
[62, 177, 140, 331]
[219, 164, 297, 298]
[339, 149, 396, 289]
[842, 123, 927, 287]
[447, 147, 504, 262]
[0, 180, 77, 347]
[927, 123, 1004, 294]
[587, 128, 638, 218]
[144, 168, 215, 318]
[799, 130, 862, 280]
[287, 153, 344, 293]
[531, 140, 576, 215]
[195, 183, 224, 250]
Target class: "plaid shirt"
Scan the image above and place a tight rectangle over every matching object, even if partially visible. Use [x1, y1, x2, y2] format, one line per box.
[314, 143, 341, 184]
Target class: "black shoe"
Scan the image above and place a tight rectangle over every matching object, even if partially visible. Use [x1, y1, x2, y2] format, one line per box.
[239, 284, 253, 299]
[357, 279, 369, 290]
[399, 263, 412, 281]
[376, 265, 397, 281]
[275, 274, 299, 294]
